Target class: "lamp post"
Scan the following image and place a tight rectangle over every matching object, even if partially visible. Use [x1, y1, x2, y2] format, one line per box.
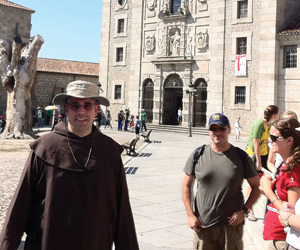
[186, 82, 198, 137]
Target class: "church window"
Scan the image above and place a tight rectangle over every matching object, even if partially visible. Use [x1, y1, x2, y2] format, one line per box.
[237, 37, 247, 55]
[114, 85, 122, 99]
[171, 0, 181, 14]
[116, 48, 123, 62]
[117, 19, 125, 33]
[235, 86, 246, 104]
[238, 1, 248, 18]
[284, 45, 297, 68]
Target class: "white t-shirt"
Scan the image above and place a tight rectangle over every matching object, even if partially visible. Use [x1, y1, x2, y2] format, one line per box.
[287, 199, 300, 249]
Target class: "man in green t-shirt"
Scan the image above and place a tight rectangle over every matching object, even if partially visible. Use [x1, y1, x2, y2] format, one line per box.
[141, 109, 147, 132]
[182, 113, 260, 250]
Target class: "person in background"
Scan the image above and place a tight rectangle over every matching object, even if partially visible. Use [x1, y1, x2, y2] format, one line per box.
[177, 107, 182, 126]
[95, 109, 102, 131]
[118, 110, 124, 131]
[124, 109, 130, 131]
[104, 110, 113, 129]
[141, 109, 147, 132]
[260, 118, 300, 250]
[245, 105, 279, 221]
[0, 80, 139, 250]
[135, 115, 141, 138]
[234, 116, 243, 142]
[0, 115, 6, 134]
[37, 107, 43, 128]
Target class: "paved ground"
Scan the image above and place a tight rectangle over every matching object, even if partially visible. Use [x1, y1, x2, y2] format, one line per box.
[0, 124, 267, 249]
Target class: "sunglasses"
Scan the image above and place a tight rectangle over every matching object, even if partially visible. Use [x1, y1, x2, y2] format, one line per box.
[67, 103, 95, 111]
[209, 126, 227, 132]
[269, 134, 284, 142]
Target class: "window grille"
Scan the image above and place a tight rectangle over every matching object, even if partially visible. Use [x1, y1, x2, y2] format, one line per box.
[117, 19, 124, 33]
[284, 45, 297, 68]
[238, 1, 248, 18]
[115, 85, 122, 99]
[237, 37, 247, 55]
[116, 48, 123, 62]
[235, 86, 246, 104]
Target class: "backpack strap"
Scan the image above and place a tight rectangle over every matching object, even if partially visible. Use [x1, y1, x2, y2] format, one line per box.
[193, 145, 206, 169]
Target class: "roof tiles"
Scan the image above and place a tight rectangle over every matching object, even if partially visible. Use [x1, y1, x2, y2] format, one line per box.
[37, 58, 99, 76]
[0, 0, 35, 12]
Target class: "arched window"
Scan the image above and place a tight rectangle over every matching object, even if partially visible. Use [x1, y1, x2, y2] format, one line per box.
[171, 0, 181, 14]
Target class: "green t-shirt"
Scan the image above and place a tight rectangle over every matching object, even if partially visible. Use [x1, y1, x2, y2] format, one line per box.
[184, 144, 257, 227]
[141, 112, 146, 121]
[246, 119, 270, 156]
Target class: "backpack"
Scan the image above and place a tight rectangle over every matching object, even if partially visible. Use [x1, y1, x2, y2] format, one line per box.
[193, 144, 248, 170]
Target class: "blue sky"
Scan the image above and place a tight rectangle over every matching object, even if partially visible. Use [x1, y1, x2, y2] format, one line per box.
[13, 0, 103, 63]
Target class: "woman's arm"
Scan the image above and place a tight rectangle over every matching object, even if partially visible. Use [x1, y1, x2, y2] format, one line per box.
[267, 150, 276, 174]
[253, 138, 262, 170]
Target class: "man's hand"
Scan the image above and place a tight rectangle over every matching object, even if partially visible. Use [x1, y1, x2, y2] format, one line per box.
[278, 211, 293, 227]
[188, 215, 203, 232]
[228, 210, 245, 226]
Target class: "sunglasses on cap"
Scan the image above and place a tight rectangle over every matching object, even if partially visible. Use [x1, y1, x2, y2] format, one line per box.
[209, 126, 227, 132]
[269, 134, 284, 142]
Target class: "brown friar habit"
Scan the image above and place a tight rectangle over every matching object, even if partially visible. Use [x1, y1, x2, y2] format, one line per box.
[0, 122, 139, 250]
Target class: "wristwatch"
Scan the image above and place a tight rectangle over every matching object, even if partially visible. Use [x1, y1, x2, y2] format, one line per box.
[242, 205, 249, 215]
[285, 214, 293, 227]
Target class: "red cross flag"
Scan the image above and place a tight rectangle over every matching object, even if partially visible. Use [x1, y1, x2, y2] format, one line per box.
[235, 54, 247, 76]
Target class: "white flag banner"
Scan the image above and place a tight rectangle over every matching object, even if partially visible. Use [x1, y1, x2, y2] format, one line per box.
[235, 54, 247, 76]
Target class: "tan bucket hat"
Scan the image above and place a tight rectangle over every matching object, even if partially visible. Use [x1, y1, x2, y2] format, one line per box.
[52, 80, 110, 106]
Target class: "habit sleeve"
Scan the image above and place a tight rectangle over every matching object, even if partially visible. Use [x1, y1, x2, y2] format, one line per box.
[0, 151, 44, 250]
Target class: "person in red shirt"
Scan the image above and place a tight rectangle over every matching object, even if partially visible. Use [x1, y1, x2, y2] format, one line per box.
[261, 118, 300, 250]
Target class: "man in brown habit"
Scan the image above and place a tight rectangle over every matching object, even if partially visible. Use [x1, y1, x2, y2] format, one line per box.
[0, 80, 139, 250]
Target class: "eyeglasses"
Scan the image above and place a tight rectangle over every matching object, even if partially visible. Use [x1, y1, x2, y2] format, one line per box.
[67, 103, 95, 111]
[269, 134, 285, 142]
[209, 126, 227, 132]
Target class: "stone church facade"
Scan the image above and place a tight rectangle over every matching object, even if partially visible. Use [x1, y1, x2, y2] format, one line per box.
[99, 0, 300, 130]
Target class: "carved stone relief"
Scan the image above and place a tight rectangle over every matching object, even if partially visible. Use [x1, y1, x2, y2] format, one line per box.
[146, 0, 157, 11]
[196, 29, 208, 50]
[145, 34, 155, 52]
[186, 27, 193, 54]
[158, 29, 165, 55]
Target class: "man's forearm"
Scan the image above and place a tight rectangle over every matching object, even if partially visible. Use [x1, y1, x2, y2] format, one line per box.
[182, 186, 194, 217]
[245, 185, 261, 209]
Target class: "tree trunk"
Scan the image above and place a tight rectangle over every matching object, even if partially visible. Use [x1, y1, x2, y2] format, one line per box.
[0, 35, 44, 139]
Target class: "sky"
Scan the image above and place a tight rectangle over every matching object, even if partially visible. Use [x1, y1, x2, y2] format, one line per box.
[13, 0, 103, 63]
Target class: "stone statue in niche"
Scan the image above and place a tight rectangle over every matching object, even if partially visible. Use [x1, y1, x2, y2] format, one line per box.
[170, 31, 181, 56]
[196, 30, 208, 50]
[145, 34, 155, 52]
[146, 0, 157, 11]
